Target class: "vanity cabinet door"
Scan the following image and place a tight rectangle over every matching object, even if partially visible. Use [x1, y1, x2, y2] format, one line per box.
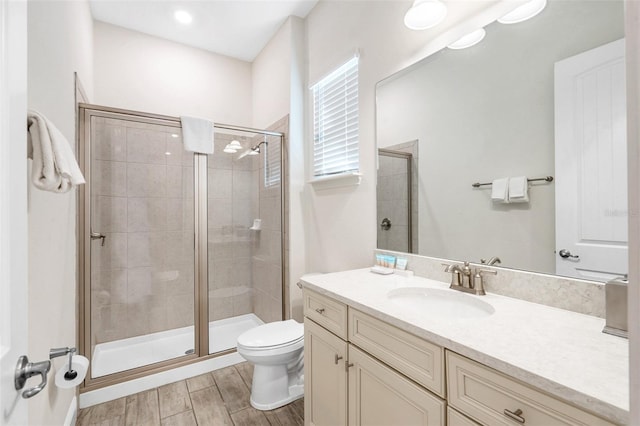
[348, 345, 445, 426]
[304, 318, 348, 426]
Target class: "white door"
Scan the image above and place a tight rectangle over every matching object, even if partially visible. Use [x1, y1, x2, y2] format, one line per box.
[0, 1, 28, 425]
[555, 39, 628, 281]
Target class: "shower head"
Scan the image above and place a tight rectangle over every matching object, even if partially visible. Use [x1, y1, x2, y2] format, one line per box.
[249, 140, 268, 155]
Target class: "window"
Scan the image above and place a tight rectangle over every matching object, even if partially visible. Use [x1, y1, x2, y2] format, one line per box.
[312, 56, 359, 178]
[264, 138, 280, 187]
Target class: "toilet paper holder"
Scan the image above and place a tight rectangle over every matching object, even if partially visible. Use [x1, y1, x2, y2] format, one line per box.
[49, 347, 78, 380]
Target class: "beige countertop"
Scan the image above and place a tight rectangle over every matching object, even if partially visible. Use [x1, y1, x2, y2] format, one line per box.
[301, 268, 629, 425]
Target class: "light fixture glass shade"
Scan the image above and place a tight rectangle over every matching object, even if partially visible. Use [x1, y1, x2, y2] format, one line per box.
[447, 28, 486, 50]
[404, 0, 447, 30]
[223, 147, 237, 154]
[497, 0, 547, 24]
[228, 140, 242, 149]
[248, 149, 259, 156]
[174, 10, 193, 24]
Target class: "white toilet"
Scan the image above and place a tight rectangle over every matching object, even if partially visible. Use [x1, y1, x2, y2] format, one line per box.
[237, 319, 304, 410]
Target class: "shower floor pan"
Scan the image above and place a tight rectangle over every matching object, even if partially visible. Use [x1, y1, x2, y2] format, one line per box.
[91, 313, 263, 378]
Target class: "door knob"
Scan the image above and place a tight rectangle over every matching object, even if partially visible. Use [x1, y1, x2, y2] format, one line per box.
[558, 249, 579, 259]
[90, 231, 106, 246]
[380, 218, 391, 230]
[15, 355, 51, 399]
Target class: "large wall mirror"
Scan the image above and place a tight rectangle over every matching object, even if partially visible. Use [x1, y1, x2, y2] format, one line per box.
[376, 0, 626, 282]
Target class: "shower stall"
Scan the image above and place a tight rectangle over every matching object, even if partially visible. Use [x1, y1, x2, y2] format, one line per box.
[78, 104, 286, 390]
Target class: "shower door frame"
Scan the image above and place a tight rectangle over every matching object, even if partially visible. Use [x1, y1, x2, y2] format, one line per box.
[77, 103, 286, 392]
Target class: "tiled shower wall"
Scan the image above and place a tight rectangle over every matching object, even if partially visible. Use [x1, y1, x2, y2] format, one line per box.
[91, 117, 195, 346]
[207, 132, 256, 321]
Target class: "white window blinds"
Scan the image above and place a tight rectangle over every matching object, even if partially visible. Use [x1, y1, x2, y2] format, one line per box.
[264, 138, 280, 187]
[312, 56, 359, 177]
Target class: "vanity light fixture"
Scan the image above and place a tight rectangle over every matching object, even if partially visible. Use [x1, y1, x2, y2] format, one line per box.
[404, 0, 447, 30]
[447, 28, 486, 50]
[497, 0, 547, 24]
[174, 10, 193, 25]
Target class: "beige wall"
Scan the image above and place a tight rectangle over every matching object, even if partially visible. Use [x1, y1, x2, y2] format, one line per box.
[27, 0, 94, 424]
[93, 21, 252, 126]
[303, 0, 509, 274]
[252, 16, 306, 321]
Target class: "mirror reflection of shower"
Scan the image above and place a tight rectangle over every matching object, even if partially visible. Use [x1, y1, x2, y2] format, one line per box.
[376, 141, 419, 253]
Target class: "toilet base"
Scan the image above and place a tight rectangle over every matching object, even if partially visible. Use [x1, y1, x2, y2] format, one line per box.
[248, 361, 304, 411]
[250, 383, 303, 411]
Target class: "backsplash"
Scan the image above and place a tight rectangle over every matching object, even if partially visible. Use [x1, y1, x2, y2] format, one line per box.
[375, 249, 605, 318]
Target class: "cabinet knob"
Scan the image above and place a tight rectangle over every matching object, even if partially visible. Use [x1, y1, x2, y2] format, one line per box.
[503, 408, 525, 424]
[345, 362, 354, 372]
[315, 308, 325, 314]
[334, 354, 343, 364]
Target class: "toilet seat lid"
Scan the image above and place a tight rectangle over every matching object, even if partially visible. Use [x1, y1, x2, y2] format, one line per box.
[237, 320, 303, 348]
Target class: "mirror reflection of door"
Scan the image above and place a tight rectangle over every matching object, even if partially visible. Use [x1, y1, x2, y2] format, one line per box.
[377, 142, 418, 253]
[554, 39, 628, 281]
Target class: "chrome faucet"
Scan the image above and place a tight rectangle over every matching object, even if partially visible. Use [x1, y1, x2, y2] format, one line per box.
[443, 263, 462, 287]
[443, 262, 498, 296]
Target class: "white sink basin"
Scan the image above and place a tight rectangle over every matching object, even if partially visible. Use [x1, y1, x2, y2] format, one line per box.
[387, 287, 495, 319]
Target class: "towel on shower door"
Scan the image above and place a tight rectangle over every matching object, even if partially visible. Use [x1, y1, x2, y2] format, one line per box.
[27, 109, 86, 193]
[180, 116, 214, 154]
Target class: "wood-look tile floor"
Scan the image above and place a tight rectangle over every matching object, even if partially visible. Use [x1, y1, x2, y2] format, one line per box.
[77, 362, 304, 426]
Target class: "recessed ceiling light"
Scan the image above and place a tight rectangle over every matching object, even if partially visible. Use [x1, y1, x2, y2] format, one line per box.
[404, 0, 447, 30]
[170, 133, 179, 138]
[174, 10, 193, 25]
[498, 0, 547, 24]
[448, 28, 486, 50]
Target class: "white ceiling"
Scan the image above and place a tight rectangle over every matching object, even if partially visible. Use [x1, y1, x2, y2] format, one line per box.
[89, 0, 319, 62]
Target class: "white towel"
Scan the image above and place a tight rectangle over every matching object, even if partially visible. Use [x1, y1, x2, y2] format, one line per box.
[180, 116, 214, 154]
[508, 176, 529, 203]
[491, 178, 509, 203]
[27, 110, 85, 193]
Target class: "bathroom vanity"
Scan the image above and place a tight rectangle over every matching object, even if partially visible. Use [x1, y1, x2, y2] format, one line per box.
[301, 269, 628, 426]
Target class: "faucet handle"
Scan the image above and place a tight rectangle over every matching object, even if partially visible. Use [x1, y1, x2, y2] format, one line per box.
[472, 268, 497, 295]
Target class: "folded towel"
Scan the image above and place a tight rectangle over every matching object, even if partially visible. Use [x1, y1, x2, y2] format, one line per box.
[180, 116, 214, 154]
[491, 178, 509, 203]
[27, 110, 85, 193]
[508, 176, 529, 203]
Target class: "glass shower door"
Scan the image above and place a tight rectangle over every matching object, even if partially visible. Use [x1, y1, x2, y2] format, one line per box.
[88, 113, 196, 378]
[206, 130, 283, 354]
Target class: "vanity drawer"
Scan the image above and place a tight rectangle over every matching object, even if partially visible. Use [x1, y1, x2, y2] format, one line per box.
[348, 308, 445, 398]
[446, 351, 616, 426]
[303, 289, 348, 339]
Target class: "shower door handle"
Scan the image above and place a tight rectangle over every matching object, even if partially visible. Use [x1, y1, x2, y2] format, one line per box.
[90, 231, 106, 246]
